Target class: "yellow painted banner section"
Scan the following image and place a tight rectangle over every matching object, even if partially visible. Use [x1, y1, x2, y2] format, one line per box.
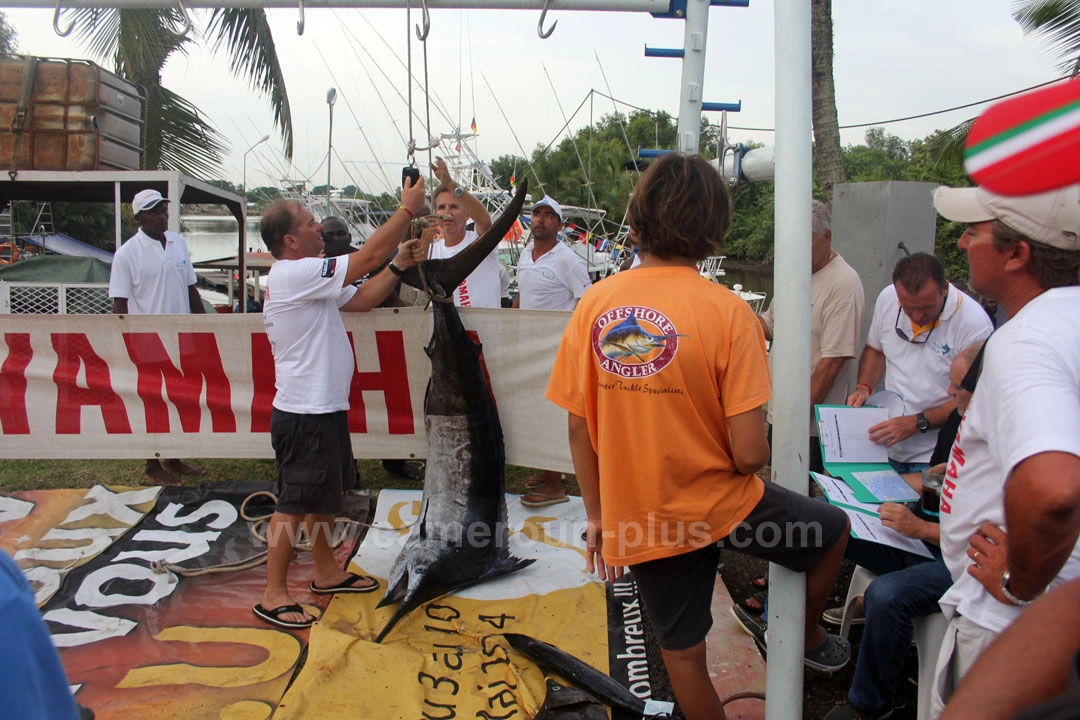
[275, 583, 609, 720]
[117, 626, 303, 688]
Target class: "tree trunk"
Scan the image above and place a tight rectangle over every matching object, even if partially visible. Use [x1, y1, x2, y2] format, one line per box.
[811, 0, 846, 204]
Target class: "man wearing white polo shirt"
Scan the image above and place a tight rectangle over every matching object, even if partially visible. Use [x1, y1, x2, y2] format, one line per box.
[109, 188, 206, 486]
[513, 195, 591, 312]
[847, 253, 992, 474]
[515, 195, 591, 508]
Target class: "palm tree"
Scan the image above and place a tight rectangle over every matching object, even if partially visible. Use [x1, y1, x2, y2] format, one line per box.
[70, 8, 292, 176]
[811, 0, 847, 204]
[1013, 0, 1080, 76]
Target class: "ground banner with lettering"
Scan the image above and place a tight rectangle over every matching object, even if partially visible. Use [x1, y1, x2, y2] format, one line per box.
[272, 489, 671, 719]
[20, 481, 361, 720]
[0, 309, 573, 472]
[0, 485, 161, 607]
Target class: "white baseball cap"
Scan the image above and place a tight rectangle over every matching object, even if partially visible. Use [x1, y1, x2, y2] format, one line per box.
[932, 184, 1080, 251]
[532, 195, 563, 222]
[132, 189, 167, 215]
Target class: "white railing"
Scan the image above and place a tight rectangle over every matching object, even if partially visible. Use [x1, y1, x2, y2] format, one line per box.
[0, 281, 111, 314]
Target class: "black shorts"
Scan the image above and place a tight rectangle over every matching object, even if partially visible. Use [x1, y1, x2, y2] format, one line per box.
[631, 482, 848, 651]
[270, 408, 356, 516]
[718, 480, 848, 572]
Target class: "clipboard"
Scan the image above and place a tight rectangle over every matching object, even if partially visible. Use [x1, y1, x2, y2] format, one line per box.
[815, 405, 918, 504]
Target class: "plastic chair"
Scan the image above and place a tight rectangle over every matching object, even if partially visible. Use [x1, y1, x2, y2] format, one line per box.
[839, 565, 876, 641]
[838, 565, 948, 720]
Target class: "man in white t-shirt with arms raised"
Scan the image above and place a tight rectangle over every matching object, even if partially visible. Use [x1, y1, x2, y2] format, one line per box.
[928, 183, 1080, 714]
[515, 195, 592, 507]
[109, 188, 206, 486]
[252, 178, 426, 630]
[848, 253, 992, 474]
[426, 157, 499, 308]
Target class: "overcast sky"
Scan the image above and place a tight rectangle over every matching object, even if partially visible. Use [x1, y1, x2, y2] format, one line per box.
[3, 0, 1064, 194]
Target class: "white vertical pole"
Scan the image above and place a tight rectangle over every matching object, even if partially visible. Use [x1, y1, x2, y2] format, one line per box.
[675, 0, 709, 154]
[767, 2, 813, 719]
[113, 182, 122, 249]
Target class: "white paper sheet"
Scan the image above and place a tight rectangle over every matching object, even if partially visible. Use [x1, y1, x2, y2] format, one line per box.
[816, 406, 890, 464]
[810, 471, 882, 514]
[838, 506, 934, 558]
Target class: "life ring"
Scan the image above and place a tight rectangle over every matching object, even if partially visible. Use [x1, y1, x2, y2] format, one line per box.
[0, 242, 18, 264]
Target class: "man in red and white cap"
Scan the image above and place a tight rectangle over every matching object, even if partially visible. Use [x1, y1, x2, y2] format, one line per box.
[108, 188, 206, 486]
[929, 182, 1080, 714]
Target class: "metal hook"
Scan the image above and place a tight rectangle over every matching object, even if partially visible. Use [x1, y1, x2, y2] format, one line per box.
[296, 0, 305, 36]
[53, 0, 74, 37]
[537, 0, 557, 39]
[173, 0, 192, 39]
[415, 0, 430, 41]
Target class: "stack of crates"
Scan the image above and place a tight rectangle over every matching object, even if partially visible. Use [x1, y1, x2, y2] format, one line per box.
[0, 55, 143, 172]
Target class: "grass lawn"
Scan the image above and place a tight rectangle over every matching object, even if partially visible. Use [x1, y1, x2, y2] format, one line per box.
[0, 458, 580, 496]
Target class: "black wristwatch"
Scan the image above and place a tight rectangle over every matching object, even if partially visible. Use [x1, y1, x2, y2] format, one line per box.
[916, 412, 930, 433]
[388, 262, 405, 277]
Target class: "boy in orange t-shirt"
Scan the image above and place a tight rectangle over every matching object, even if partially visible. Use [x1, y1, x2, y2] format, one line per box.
[546, 154, 851, 718]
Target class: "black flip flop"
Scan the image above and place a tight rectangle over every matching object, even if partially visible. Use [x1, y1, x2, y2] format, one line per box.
[310, 572, 379, 595]
[253, 603, 315, 629]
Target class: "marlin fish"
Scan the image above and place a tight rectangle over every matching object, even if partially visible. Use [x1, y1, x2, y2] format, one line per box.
[373, 181, 535, 643]
[598, 316, 686, 362]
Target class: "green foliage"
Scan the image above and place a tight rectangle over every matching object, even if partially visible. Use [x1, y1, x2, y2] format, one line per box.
[725, 180, 776, 262]
[208, 179, 241, 194]
[52, 203, 128, 248]
[248, 185, 281, 208]
[1013, 0, 1080, 75]
[483, 111, 978, 278]
[0, 11, 18, 54]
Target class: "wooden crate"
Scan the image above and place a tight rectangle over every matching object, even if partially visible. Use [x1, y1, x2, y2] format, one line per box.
[0, 55, 142, 171]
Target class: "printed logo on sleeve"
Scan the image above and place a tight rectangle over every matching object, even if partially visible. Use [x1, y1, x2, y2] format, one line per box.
[321, 258, 337, 278]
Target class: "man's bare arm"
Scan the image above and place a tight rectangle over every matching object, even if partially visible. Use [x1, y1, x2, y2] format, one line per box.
[1002, 451, 1080, 600]
[433, 157, 492, 236]
[728, 406, 770, 476]
[187, 285, 206, 313]
[756, 312, 773, 342]
[342, 178, 426, 286]
[810, 356, 847, 406]
[342, 239, 424, 312]
[847, 345, 885, 407]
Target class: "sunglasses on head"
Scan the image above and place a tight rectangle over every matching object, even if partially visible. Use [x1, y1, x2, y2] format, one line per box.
[894, 286, 948, 345]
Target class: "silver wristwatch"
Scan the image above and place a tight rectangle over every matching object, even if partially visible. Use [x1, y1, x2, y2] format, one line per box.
[1000, 569, 1038, 607]
[453, 186, 465, 198]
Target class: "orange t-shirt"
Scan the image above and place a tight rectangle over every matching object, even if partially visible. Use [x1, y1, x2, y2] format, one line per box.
[546, 266, 771, 565]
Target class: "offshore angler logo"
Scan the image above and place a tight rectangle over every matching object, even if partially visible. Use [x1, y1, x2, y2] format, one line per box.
[592, 306, 684, 379]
